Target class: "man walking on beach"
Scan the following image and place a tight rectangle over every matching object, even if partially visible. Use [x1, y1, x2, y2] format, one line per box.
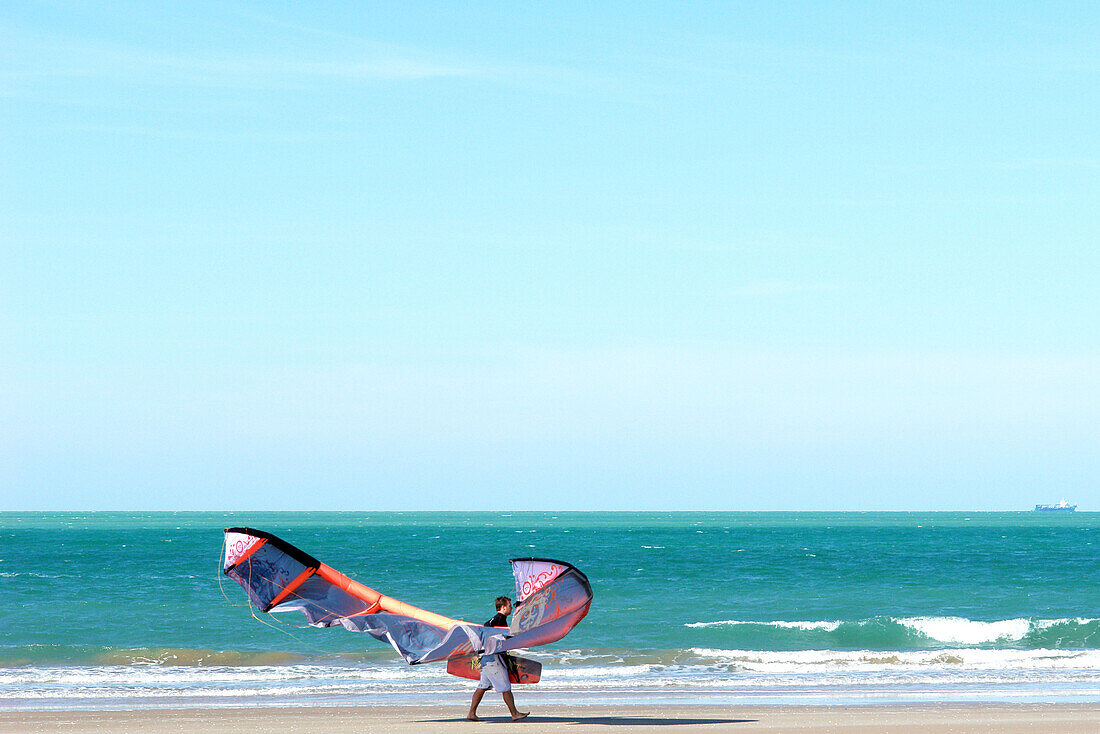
[467, 596, 529, 722]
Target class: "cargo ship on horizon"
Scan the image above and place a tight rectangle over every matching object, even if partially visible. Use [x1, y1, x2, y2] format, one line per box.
[1034, 499, 1077, 512]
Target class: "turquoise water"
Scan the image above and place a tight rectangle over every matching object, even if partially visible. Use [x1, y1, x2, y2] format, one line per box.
[1, 512, 1098, 708]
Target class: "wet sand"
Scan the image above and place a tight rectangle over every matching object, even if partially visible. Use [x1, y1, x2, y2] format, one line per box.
[4, 704, 1097, 733]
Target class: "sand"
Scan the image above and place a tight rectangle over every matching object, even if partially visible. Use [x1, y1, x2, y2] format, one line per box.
[4, 704, 1097, 733]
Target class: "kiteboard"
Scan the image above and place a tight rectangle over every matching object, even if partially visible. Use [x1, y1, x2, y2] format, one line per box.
[446, 653, 542, 684]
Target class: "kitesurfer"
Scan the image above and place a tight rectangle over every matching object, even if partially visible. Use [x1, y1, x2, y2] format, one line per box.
[467, 596, 529, 722]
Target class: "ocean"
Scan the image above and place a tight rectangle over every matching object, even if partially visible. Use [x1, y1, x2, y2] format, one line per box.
[1, 511, 1097, 709]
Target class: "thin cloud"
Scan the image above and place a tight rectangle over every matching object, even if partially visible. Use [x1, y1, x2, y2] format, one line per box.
[42, 122, 326, 144]
[229, 8, 610, 93]
[729, 280, 837, 298]
[153, 53, 474, 85]
[874, 157, 1100, 175]
[1, 32, 476, 93]
[2, 20, 604, 99]
[994, 157, 1100, 171]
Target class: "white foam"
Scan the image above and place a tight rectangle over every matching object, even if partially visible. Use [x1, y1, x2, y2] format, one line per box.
[1034, 617, 1099, 629]
[689, 647, 1100, 672]
[898, 617, 1031, 644]
[685, 619, 842, 631]
[685, 616, 1100, 644]
[0, 664, 443, 686]
[6, 652, 1100, 708]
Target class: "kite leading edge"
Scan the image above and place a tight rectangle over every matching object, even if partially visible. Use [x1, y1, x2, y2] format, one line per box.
[221, 527, 592, 680]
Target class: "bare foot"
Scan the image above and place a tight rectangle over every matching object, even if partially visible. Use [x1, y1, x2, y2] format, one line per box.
[466, 715, 482, 721]
[511, 712, 530, 721]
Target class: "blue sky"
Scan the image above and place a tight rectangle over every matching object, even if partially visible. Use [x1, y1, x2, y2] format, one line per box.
[2, 2, 1098, 510]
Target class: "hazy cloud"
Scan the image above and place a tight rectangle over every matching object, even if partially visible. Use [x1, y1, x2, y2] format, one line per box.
[729, 280, 838, 298]
[0, 28, 476, 96]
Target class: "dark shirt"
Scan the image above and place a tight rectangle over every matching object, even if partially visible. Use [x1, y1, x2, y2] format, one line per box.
[485, 611, 508, 627]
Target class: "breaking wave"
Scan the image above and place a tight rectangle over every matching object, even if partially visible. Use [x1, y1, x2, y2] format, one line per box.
[687, 646, 1100, 671]
[684, 616, 1100, 649]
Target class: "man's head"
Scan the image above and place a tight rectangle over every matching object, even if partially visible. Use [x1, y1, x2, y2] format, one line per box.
[495, 596, 512, 614]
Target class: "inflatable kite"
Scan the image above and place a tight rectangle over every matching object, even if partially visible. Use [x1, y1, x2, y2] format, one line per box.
[221, 527, 593, 683]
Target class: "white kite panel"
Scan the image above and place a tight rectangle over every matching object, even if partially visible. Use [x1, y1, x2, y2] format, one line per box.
[512, 559, 567, 602]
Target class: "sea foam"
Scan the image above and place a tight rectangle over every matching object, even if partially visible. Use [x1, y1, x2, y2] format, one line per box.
[684, 616, 1100, 647]
[897, 616, 1031, 645]
[686, 620, 842, 631]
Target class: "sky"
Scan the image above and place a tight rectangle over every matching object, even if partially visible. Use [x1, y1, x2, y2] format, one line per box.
[2, 2, 1098, 511]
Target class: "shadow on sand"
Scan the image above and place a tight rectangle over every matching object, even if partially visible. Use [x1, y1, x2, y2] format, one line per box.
[419, 715, 757, 726]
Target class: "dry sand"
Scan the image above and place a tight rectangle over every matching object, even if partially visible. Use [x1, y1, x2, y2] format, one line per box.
[4, 704, 1097, 733]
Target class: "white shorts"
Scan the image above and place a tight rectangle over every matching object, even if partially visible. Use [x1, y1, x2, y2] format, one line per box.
[476, 653, 511, 692]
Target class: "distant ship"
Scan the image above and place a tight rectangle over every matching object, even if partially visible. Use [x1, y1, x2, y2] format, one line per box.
[1034, 499, 1077, 512]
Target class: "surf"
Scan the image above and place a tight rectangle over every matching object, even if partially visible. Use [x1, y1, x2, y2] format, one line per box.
[684, 617, 1100, 649]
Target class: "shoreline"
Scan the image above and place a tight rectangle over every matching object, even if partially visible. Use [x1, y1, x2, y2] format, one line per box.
[7, 667, 1099, 711]
[4, 703, 1098, 733]
[9, 691, 1100, 712]
[8, 681, 1100, 711]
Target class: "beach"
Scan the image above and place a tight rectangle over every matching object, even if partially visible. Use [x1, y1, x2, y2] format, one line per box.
[5, 703, 1098, 733]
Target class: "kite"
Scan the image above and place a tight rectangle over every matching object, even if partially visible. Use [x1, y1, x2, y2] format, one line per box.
[221, 527, 593, 683]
